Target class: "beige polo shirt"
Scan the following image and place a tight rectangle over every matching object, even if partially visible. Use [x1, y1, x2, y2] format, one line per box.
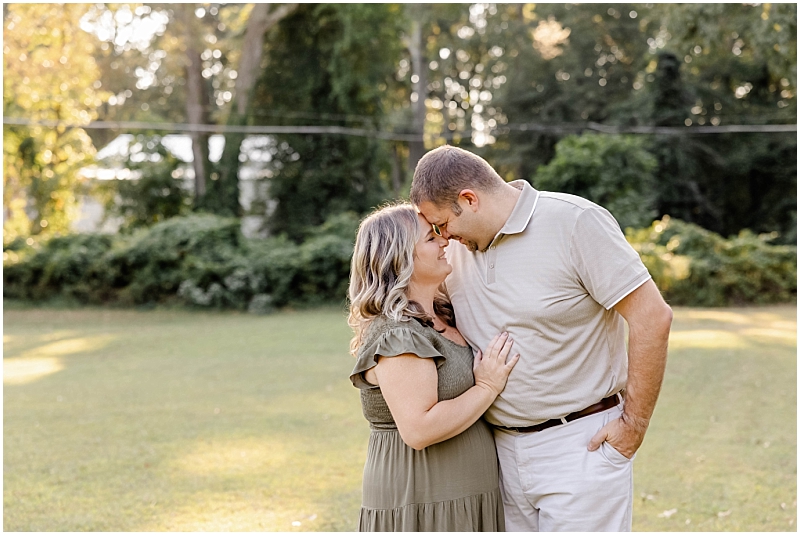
[444, 180, 652, 427]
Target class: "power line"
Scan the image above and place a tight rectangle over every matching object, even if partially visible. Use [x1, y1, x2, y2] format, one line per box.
[2, 117, 427, 141]
[3, 116, 796, 140]
[510, 122, 798, 135]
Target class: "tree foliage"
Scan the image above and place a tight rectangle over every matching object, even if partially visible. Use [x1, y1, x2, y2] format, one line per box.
[94, 137, 190, 231]
[475, 3, 796, 241]
[250, 4, 405, 240]
[2, 3, 796, 244]
[3, 4, 109, 242]
[533, 134, 657, 229]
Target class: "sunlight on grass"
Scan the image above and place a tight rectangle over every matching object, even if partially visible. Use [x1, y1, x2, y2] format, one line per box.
[16, 335, 116, 358]
[681, 310, 753, 324]
[147, 495, 285, 532]
[172, 438, 290, 476]
[669, 329, 747, 349]
[39, 330, 83, 342]
[770, 320, 796, 331]
[740, 327, 797, 343]
[145, 431, 360, 531]
[680, 309, 791, 327]
[4, 335, 117, 384]
[4, 357, 64, 384]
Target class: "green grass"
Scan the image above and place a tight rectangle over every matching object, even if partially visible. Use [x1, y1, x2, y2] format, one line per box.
[3, 304, 796, 531]
[632, 306, 796, 531]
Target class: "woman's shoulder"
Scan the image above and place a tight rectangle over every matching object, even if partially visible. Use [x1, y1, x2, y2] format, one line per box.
[351, 315, 443, 389]
[362, 314, 431, 342]
[357, 314, 441, 361]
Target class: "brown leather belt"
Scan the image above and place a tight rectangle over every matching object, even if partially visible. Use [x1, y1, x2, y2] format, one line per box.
[493, 394, 622, 434]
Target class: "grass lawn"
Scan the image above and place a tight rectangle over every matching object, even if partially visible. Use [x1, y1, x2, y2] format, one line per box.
[3, 303, 796, 531]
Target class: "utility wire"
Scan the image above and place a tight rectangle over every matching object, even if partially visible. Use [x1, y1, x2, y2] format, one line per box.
[3, 116, 796, 140]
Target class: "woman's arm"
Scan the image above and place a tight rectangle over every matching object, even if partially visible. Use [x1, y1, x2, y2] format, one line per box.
[374, 333, 518, 451]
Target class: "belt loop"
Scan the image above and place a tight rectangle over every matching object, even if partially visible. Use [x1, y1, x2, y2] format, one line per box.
[560, 417, 568, 424]
[616, 392, 623, 405]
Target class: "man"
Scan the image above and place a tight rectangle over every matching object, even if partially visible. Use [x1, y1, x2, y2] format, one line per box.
[410, 145, 673, 532]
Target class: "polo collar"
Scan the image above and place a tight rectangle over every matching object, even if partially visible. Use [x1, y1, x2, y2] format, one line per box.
[498, 180, 540, 236]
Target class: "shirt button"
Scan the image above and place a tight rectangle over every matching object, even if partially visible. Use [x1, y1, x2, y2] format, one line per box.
[489, 263, 494, 268]
[490, 246, 496, 249]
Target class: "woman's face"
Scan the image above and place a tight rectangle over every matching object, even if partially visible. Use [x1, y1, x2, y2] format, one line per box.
[411, 212, 452, 286]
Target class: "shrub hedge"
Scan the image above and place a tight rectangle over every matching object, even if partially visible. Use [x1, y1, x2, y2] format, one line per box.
[3, 213, 357, 311]
[627, 216, 796, 306]
[4, 213, 795, 310]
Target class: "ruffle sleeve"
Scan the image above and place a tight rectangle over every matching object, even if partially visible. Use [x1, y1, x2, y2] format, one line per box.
[350, 324, 445, 390]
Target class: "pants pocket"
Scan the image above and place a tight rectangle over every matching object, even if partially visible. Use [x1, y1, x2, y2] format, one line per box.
[600, 440, 633, 465]
[598, 406, 635, 465]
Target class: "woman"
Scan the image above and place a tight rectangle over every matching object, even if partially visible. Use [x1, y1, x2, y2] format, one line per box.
[348, 202, 519, 532]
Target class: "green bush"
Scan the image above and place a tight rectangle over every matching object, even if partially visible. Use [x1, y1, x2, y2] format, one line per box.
[533, 133, 658, 229]
[3, 233, 115, 302]
[6, 212, 794, 310]
[627, 217, 797, 306]
[4, 213, 357, 311]
[106, 214, 244, 305]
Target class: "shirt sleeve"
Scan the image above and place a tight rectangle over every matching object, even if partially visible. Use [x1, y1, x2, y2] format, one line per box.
[569, 206, 652, 309]
[349, 324, 444, 390]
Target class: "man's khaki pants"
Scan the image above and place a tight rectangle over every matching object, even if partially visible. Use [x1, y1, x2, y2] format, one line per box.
[493, 404, 634, 532]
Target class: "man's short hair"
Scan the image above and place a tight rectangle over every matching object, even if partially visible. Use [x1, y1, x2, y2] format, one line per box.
[410, 145, 504, 215]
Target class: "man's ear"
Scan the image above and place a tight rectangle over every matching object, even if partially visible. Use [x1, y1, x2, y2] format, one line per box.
[458, 189, 480, 211]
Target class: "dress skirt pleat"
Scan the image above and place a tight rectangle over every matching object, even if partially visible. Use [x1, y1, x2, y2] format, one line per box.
[357, 421, 504, 532]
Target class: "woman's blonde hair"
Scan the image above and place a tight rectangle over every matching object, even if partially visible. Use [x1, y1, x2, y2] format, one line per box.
[347, 202, 453, 356]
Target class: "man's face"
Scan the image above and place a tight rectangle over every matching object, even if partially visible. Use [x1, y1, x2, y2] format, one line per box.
[417, 200, 484, 252]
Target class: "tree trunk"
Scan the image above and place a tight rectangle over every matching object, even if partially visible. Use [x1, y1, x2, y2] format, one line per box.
[178, 5, 210, 201]
[407, 15, 428, 174]
[234, 3, 297, 117]
[186, 47, 209, 199]
[391, 143, 404, 196]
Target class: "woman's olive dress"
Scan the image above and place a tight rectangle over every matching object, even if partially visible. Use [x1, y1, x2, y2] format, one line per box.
[349, 315, 504, 532]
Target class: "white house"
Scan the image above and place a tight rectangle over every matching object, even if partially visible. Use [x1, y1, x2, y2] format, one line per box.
[75, 134, 277, 237]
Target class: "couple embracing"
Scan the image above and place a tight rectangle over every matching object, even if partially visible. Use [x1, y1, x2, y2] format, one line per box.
[348, 146, 673, 532]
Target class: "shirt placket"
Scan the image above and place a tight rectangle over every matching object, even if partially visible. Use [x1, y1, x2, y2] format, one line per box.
[486, 242, 499, 284]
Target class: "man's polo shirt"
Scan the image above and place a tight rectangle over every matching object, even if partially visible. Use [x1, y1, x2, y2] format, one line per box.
[444, 180, 652, 427]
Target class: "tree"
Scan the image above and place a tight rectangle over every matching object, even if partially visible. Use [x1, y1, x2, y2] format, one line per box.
[3, 3, 110, 242]
[211, 3, 298, 217]
[84, 3, 298, 215]
[95, 137, 189, 230]
[475, 3, 795, 240]
[172, 4, 212, 201]
[251, 4, 405, 240]
[533, 134, 658, 229]
[404, 4, 430, 174]
[484, 4, 658, 180]
[78, 3, 174, 150]
[611, 4, 797, 240]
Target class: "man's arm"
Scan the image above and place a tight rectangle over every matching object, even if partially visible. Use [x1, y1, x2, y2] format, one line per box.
[588, 279, 673, 458]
